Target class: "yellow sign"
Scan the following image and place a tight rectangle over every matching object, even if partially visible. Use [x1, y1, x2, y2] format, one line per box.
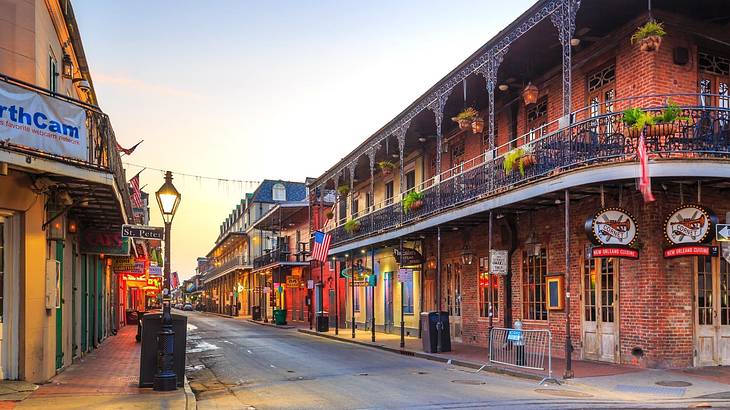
[286, 276, 301, 288]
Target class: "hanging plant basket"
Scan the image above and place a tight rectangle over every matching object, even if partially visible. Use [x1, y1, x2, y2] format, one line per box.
[325, 210, 334, 220]
[378, 161, 397, 177]
[646, 123, 675, 138]
[402, 190, 425, 214]
[631, 21, 666, 52]
[343, 219, 361, 234]
[520, 153, 537, 168]
[337, 185, 350, 197]
[452, 107, 479, 131]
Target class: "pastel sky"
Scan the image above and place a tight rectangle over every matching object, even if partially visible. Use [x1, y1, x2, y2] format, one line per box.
[73, 0, 535, 279]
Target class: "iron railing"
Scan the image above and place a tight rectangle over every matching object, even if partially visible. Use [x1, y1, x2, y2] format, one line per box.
[205, 255, 251, 280]
[0, 74, 133, 220]
[253, 243, 310, 269]
[329, 96, 730, 246]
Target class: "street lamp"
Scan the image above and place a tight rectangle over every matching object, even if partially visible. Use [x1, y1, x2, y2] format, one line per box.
[153, 171, 181, 391]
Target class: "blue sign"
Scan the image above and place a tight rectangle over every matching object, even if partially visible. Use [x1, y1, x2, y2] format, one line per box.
[507, 330, 522, 341]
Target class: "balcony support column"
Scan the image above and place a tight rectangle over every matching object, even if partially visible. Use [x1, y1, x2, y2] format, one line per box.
[348, 163, 356, 220]
[428, 91, 452, 208]
[551, 0, 581, 117]
[367, 146, 377, 226]
[395, 125, 408, 222]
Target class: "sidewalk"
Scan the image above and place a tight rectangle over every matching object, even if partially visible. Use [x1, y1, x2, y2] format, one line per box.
[297, 325, 730, 402]
[12, 326, 194, 410]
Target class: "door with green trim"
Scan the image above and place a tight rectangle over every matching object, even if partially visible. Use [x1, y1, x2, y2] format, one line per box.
[55, 242, 63, 369]
[81, 256, 87, 352]
[97, 259, 103, 343]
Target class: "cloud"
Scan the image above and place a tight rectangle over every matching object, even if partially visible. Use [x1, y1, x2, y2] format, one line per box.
[93, 72, 205, 100]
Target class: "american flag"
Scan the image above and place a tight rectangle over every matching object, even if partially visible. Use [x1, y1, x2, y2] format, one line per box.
[130, 174, 144, 208]
[637, 134, 655, 203]
[171, 271, 180, 289]
[311, 231, 332, 262]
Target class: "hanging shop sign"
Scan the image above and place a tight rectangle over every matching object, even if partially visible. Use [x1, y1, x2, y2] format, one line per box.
[286, 276, 301, 288]
[148, 266, 162, 276]
[397, 268, 413, 283]
[112, 257, 146, 274]
[590, 246, 639, 259]
[393, 247, 424, 266]
[121, 224, 164, 240]
[664, 245, 718, 259]
[0, 80, 88, 161]
[80, 230, 130, 256]
[340, 264, 374, 287]
[489, 250, 509, 275]
[716, 224, 730, 242]
[585, 208, 638, 247]
[664, 205, 716, 245]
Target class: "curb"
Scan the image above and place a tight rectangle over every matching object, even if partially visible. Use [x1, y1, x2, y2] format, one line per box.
[297, 328, 544, 382]
[183, 376, 197, 410]
[246, 319, 296, 329]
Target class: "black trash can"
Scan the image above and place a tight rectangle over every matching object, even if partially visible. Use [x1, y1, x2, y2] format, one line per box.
[420, 311, 451, 353]
[316, 312, 329, 332]
[139, 312, 187, 388]
[252, 305, 262, 321]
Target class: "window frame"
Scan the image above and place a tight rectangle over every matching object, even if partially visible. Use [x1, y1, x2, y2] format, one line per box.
[522, 248, 548, 321]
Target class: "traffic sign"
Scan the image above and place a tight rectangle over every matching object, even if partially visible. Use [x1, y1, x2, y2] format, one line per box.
[717, 224, 730, 242]
[122, 224, 164, 240]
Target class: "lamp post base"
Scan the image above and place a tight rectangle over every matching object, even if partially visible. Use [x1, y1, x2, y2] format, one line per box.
[153, 314, 177, 391]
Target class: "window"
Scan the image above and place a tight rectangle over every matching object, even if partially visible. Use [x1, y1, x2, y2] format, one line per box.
[272, 183, 286, 201]
[587, 64, 616, 134]
[338, 199, 347, 224]
[49, 54, 58, 93]
[522, 248, 547, 320]
[351, 197, 359, 217]
[365, 192, 373, 212]
[479, 272, 498, 318]
[526, 97, 548, 141]
[328, 259, 335, 271]
[583, 257, 597, 322]
[698, 51, 729, 124]
[451, 140, 465, 166]
[403, 278, 414, 314]
[385, 181, 394, 205]
[405, 170, 416, 191]
[446, 263, 461, 316]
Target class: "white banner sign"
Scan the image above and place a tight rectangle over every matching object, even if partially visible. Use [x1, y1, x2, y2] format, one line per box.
[397, 268, 413, 283]
[489, 250, 509, 275]
[0, 81, 88, 161]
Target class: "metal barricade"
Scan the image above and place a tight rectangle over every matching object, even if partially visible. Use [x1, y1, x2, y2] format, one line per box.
[488, 327, 559, 385]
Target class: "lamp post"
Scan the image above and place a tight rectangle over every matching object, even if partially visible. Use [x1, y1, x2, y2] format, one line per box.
[153, 171, 181, 391]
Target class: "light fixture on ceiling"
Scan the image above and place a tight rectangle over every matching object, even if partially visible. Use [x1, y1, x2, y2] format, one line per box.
[522, 82, 539, 105]
[418, 137, 427, 143]
[570, 38, 581, 47]
[498, 84, 509, 92]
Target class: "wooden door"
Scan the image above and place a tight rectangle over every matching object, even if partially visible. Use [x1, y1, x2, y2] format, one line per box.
[695, 255, 730, 366]
[582, 255, 619, 362]
[446, 262, 462, 342]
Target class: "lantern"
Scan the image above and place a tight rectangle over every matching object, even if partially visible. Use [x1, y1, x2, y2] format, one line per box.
[522, 82, 539, 105]
[471, 117, 485, 134]
[156, 171, 181, 224]
[62, 54, 73, 79]
[460, 244, 474, 265]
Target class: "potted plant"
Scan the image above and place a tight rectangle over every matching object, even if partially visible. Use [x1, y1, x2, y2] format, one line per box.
[502, 146, 536, 176]
[452, 107, 479, 131]
[378, 160, 397, 176]
[647, 101, 688, 137]
[402, 190, 424, 214]
[631, 21, 666, 52]
[337, 185, 350, 197]
[520, 144, 536, 169]
[325, 210, 334, 220]
[343, 219, 360, 234]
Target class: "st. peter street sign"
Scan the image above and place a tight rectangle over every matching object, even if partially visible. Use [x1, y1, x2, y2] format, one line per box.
[121, 224, 164, 240]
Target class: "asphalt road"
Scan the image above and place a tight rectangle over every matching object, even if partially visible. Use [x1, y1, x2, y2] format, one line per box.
[182, 311, 719, 410]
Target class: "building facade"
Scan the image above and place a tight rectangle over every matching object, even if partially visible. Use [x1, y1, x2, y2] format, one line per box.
[309, 0, 730, 369]
[1, 0, 134, 381]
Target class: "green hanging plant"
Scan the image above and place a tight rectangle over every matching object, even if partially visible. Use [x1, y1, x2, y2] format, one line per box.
[402, 190, 424, 214]
[343, 219, 361, 234]
[452, 107, 479, 130]
[503, 147, 524, 175]
[337, 185, 350, 197]
[631, 21, 666, 52]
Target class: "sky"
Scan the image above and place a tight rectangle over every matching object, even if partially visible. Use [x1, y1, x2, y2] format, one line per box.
[73, 0, 535, 279]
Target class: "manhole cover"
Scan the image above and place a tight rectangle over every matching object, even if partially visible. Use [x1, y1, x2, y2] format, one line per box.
[535, 388, 593, 398]
[451, 379, 486, 385]
[412, 371, 429, 375]
[286, 370, 295, 373]
[657, 380, 693, 387]
[358, 373, 368, 376]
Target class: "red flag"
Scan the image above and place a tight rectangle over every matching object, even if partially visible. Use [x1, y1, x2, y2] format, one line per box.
[130, 173, 144, 208]
[637, 134, 655, 202]
[171, 272, 180, 289]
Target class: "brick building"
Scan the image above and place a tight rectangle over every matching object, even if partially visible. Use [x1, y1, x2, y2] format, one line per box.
[308, 0, 730, 369]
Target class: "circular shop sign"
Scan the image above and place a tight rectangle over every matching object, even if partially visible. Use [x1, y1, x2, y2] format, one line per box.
[664, 205, 715, 245]
[586, 207, 638, 246]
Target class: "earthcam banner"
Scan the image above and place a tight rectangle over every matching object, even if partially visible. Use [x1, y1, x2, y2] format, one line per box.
[0, 81, 88, 161]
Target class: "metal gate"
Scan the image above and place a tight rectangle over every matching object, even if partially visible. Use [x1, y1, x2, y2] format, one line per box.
[488, 327, 558, 385]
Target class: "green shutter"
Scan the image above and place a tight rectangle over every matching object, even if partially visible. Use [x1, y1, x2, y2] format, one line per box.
[55, 242, 63, 369]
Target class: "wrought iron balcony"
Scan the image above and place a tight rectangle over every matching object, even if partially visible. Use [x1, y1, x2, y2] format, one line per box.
[253, 244, 310, 269]
[328, 95, 730, 246]
[205, 256, 251, 281]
